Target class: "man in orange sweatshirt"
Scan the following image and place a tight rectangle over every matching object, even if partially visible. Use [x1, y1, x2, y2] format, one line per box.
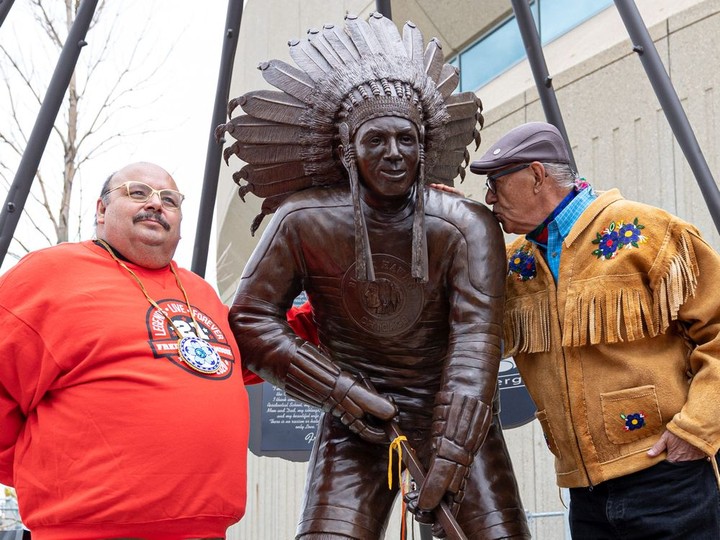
[0, 162, 259, 539]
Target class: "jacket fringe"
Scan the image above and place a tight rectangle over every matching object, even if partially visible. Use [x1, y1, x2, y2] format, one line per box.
[503, 293, 551, 356]
[562, 282, 656, 346]
[651, 228, 699, 334]
[503, 228, 699, 353]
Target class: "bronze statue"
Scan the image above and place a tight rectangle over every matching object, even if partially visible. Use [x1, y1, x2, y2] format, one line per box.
[219, 13, 530, 540]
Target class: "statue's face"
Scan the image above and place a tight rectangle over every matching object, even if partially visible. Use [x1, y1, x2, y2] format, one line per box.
[354, 116, 420, 201]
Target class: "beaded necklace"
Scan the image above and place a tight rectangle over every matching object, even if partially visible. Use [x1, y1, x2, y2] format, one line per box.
[96, 238, 222, 374]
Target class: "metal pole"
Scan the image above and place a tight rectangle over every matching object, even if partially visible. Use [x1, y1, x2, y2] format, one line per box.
[510, 0, 577, 171]
[375, 0, 392, 19]
[614, 0, 720, 234]
[0, 0, 16, 28]
[191, 0, 244, 277]
[0, 0, 99, 267]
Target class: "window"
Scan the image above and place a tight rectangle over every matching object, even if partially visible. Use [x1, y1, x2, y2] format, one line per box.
[454, 0, 612, 91]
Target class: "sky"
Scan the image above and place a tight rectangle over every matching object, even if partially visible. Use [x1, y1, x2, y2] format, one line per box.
[0, 0, 234, 285]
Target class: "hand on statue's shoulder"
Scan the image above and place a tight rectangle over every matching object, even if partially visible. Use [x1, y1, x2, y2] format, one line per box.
[429, 182, 465, 197]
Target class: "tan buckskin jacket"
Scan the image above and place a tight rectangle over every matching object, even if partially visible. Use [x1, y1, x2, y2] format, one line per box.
[504, 189, 720, 488]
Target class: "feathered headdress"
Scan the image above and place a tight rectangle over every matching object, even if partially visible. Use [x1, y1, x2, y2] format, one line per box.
[218, 12, 483, 281]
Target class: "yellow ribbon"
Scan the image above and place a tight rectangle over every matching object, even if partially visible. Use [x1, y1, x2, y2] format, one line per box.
[388, 435, 407, 489]
[388, 435, 410, 538]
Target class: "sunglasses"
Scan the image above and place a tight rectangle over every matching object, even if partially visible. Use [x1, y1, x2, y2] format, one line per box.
[485, 163, 531, 194]
[105, 181, 185, 210]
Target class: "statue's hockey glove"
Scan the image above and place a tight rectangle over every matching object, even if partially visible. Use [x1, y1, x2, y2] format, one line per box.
[408, 392, 492, 515]
[285, 344, 398, 444]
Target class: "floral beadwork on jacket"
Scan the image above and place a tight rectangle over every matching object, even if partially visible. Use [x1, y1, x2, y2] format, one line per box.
[621, 412, 646, 432]
[508, 247, 536, 281]
[591, 218, 647, 260]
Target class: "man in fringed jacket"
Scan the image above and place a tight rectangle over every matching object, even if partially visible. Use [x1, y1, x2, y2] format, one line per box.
[471, 121, 720, 540]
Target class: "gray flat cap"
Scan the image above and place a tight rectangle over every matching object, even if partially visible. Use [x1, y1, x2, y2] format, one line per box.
[470, 121, 570, 174]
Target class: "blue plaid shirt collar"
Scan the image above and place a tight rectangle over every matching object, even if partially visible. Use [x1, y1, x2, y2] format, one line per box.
[527, 185, 596, 281]
[555, 185, 596, 241]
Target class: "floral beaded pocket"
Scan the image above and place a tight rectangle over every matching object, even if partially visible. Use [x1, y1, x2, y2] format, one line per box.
[600, 385, 663, 444]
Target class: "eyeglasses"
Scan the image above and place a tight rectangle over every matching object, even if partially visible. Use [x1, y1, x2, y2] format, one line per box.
[105, 181, 185, 210]
[485, 163, 531, 194]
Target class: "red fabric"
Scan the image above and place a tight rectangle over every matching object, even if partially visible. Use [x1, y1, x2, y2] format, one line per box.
[0, 241, 252, 538]
[286, 300, 318, 344]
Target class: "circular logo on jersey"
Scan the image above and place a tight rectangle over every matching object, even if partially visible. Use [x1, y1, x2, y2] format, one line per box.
[341, 254, 424, 336]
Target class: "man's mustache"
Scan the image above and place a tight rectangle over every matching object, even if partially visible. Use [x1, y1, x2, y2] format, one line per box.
[133, 211, 170, 231]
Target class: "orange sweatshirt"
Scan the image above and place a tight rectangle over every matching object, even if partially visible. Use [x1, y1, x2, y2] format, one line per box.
[0, 241, 253, 539]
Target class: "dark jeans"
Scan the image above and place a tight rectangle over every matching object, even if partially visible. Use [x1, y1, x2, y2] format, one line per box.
[569, 457, 720, 539]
